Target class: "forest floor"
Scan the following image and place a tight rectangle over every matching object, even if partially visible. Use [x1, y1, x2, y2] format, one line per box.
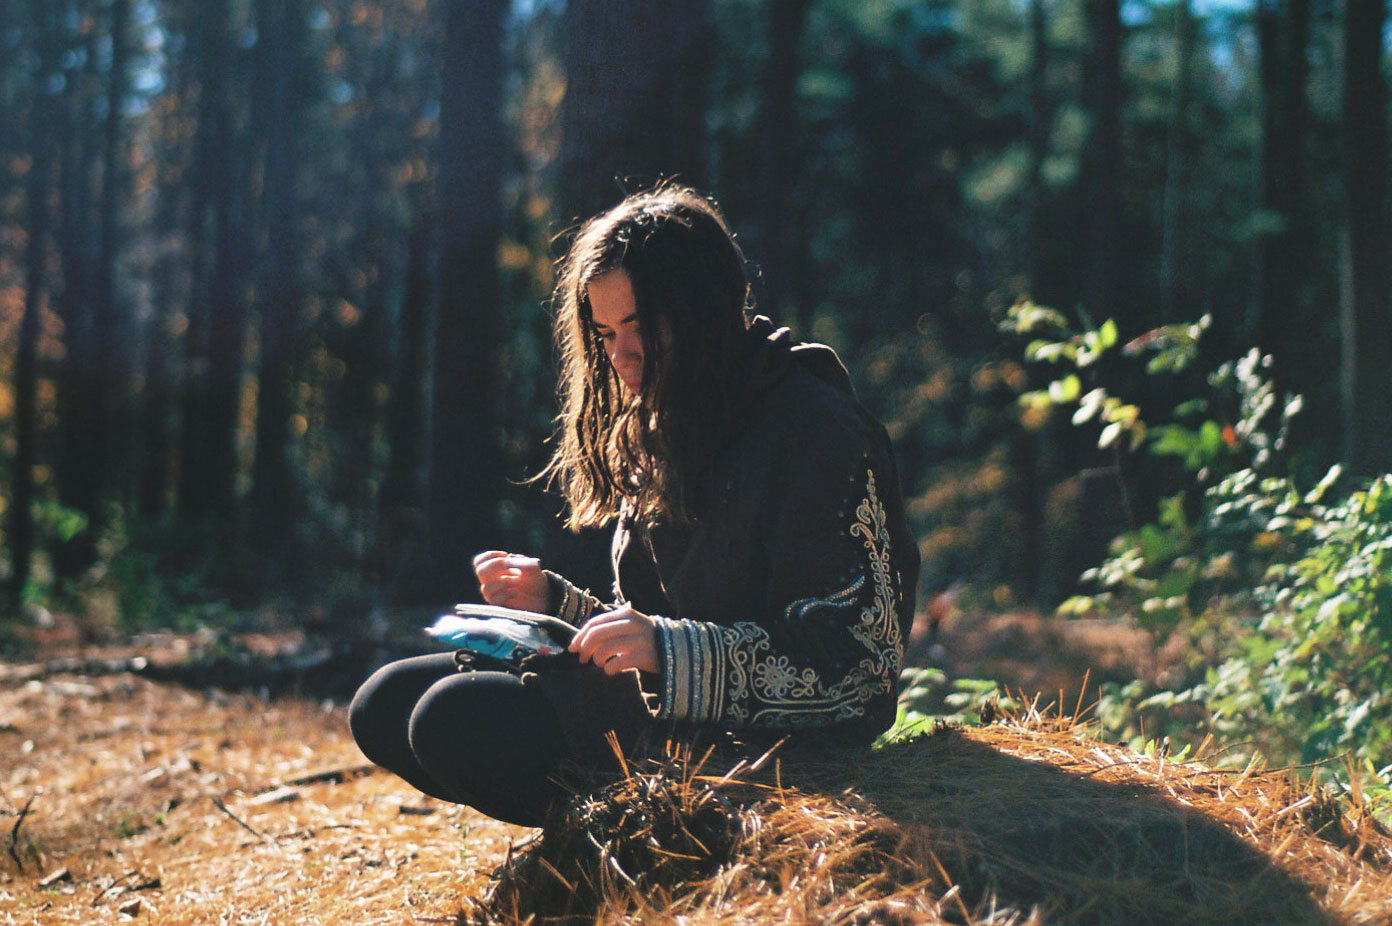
[2, 610, 1384, 924]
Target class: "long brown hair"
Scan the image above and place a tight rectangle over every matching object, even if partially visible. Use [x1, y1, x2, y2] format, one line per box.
[539, 185, 753, 529]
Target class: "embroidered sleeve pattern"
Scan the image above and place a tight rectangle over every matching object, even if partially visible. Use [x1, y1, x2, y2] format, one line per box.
[544, 570, 603, 626]
[654, 468, 903, 727]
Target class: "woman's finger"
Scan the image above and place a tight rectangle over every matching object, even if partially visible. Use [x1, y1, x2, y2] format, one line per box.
[473, 550, 511, 570]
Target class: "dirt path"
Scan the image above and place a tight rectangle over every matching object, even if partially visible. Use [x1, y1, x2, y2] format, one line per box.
[1, 665, 523, 925]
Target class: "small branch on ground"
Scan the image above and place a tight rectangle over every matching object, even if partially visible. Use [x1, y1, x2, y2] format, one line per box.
[9, 794, 36, 873]
[212, 797, 270, 842]
[282, 763, 377, 787]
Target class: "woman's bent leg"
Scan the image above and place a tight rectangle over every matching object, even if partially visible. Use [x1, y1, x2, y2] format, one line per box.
[408, 671, 568, 826]
[349, 653, 462, 803]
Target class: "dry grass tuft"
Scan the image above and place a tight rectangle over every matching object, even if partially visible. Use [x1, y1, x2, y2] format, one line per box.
[471, 715, 1392, 926]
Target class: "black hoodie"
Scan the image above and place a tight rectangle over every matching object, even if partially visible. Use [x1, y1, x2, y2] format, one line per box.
[547, 317, 919, 746]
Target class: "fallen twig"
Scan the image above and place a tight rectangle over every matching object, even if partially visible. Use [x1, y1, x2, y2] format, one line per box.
[212, 797, 269, 842]
[9, 794, 36, 873]
[282, 763, 377, 787]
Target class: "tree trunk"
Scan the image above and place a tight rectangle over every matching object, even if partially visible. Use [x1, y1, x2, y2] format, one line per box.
[1083, 0, 1123, 323]
[426, 0, 508, 598]
[139, 25, 195, 517]
[558, 0, 710, 221]
[1159, 0, 1196, 320]
[8, 0, 59, 605]
[1338, 0, 1391, 474]
[52, 1, 104, 577]
[377, 204, 432, 595]
[249, 0, 306, 555]
[1026, 0, 1050, 299]
[177, 0, 246, 519]
[756, 0, 811, 330]
[93, 0, 132, 507]
[1251, 0, 1316, 405]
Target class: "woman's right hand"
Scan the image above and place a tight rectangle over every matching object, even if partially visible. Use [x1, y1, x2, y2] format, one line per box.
[473, 551, 549, 613]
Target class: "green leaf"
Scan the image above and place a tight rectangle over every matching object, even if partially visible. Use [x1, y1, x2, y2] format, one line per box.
[1049, 374, 1081, 404]
[1098, 318, 1119, 349]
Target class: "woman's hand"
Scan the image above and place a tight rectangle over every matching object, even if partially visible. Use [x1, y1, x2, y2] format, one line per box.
[473, 551, 549, 613]
[570, 605, 659, 674]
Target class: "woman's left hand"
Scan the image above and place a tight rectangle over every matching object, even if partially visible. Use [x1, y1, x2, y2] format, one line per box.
[570, 605, 659, 674]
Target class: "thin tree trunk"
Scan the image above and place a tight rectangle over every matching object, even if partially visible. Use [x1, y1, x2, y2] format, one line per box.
[139, 29, 194, 516]
[177, 0, 231, 516]
[52, 0, 103, 577]
[1084, 0, 1123, 322]
[249, 0, 307, 554]
[1022, 0, 1051, 602]
[1338, 0, 1391, 474]
[93, 0, 131, 507]
[1159, 0, 1195, 320]
[427, 0, 508, 598]
[1251, 0, 1315, 402]
[377, 204, 432, 595]
[757, 0, 811, 330]
[8, 0, 58, 605]
[1026, 0, 1050, 297]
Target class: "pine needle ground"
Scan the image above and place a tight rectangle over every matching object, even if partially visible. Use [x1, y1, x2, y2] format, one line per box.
[475, 714, 1392, 925]
[4, 655, 1390, 925]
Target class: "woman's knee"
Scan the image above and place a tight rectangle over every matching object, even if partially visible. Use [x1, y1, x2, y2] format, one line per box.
[349, 653, 455, 761]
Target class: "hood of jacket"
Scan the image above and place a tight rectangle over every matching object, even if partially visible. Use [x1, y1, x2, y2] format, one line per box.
[741, 315, 856, 401]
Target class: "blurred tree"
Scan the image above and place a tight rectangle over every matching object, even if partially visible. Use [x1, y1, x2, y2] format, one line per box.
[249, 0, 310, 557]
[377, 202, 432, 595]
[138, 7, 195, 517]
[755, 0, 812, 330]
[1158, 0, 1196, 321]
[94, 0, 132, 504]
[7, 0, 60, 606]
[178, 0, 249, 521]
[1251, 0, 1318, 411]
[1338, 0, 1390, 474]
[427, 0, 508, 598]
[52, 0, 105, 577]
[1025, 0, 1051, 294]
[1083, 0, 1123, 323]
[558, 0, 710, 221]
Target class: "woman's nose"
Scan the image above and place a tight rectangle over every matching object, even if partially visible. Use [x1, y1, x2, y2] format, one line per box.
[612, 332, 642, 361]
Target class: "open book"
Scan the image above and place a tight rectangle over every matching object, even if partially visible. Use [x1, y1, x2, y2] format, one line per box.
[426, 603, 578, 665]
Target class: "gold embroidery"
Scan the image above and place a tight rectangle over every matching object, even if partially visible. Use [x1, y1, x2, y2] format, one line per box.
[712, 468, 902, 728]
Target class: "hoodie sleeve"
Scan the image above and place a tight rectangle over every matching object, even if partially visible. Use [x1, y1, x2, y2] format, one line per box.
[543, 571, 607, 626]
[651, 440, 910, 734]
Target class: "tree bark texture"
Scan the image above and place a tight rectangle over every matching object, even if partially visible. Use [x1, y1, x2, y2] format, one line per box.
[1338, 0, 1391, 474]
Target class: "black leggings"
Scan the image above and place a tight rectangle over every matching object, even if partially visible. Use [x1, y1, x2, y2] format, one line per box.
[349, 654, 573, 825]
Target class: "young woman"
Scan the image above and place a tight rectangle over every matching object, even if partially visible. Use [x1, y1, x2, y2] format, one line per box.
[350, 185, 919, 826]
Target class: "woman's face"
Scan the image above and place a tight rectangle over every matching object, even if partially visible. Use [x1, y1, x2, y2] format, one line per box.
[588, 269, 645, 394]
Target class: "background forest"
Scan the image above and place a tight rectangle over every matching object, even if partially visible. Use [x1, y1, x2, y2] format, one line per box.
[1, 0, 1390, 791]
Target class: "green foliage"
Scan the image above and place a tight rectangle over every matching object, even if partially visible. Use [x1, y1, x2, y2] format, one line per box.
[877, 666, 1021, 745]
[1008, 304, 1392, 815]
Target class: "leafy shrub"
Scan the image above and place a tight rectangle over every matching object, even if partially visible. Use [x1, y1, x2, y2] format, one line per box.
[1004, 302, 1392, 816]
